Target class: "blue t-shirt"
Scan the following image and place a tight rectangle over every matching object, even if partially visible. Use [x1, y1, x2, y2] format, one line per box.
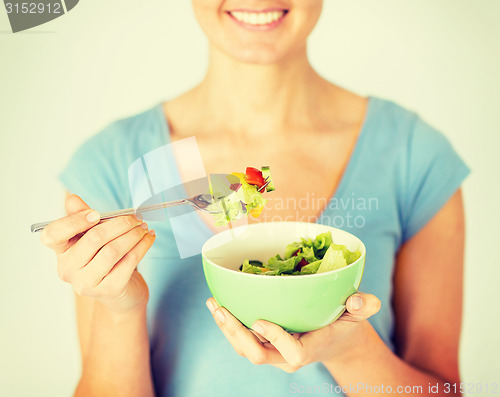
[60, 97, 469, 396]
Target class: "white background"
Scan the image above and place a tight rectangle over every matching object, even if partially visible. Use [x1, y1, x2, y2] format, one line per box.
[1, 0, 499, 395]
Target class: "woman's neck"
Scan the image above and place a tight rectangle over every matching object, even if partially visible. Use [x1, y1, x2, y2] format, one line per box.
[190, 46, 333, 137]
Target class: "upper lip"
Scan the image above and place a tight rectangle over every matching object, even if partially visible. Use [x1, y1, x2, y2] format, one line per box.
[224, 2, 290, 13]
[227, 8, 288, 12]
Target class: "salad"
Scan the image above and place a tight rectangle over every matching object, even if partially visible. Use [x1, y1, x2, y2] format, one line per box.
[210, 166, 275, 226]
[239, 231, 361, 276]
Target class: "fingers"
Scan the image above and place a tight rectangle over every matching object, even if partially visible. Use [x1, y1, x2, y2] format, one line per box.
[66, 228, 156, 299]
[206, 298, 285, 365]
[65, 193, 90, 215]
[272, 362, 303, 374]
[77, 223, 150, 288]
[250, 329, 268, 343]
[95, 230, 156, 298]
[40, 208, 101, 253]
[342, 292, 381, 321]
[206, 292, 382, 370]
[66, 215, 144, 266]
[251, 320, 306, 367]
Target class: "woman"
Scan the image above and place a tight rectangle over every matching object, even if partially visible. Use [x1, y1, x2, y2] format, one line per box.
[40, 1, 469, 396]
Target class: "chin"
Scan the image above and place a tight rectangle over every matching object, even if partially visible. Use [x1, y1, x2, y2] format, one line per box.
[223, 44, 292, 65]
[213, 33, 307, 65]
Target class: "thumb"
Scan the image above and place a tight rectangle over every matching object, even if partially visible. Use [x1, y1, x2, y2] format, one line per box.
[344, 292, 381, 321]
[65, 194, 91, 215]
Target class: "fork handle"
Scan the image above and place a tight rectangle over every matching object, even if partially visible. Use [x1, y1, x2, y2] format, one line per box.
[30, 199, 189, 233]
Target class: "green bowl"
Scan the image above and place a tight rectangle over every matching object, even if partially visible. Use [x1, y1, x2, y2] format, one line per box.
[202, 222, 365, 333]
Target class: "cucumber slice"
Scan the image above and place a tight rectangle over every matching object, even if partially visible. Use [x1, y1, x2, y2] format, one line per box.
[261, 166, 275, 192]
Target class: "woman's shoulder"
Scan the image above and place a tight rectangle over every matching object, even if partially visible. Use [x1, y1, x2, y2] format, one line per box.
[364, 97, 469, 243]
[60, 103, 166, 210]
[365, 96, 456, 153]
[81, 104, 166, 155]
[368, 96, 420, 135]
[66, 103, 167, 178]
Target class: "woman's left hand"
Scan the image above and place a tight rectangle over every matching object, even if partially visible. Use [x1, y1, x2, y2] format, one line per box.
[206, 292, 381, 373]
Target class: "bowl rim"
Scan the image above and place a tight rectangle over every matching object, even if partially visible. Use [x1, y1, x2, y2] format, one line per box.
[202, 221, 366, 279]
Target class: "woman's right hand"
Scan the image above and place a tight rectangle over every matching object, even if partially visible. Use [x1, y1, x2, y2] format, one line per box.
[40, 194, 156, 313]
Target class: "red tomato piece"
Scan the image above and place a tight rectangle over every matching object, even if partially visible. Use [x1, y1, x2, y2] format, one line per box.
[297, 258, 309, 270]
[245, 167, 265, 188]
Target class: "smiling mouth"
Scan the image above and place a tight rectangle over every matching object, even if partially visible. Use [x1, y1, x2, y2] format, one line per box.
[227, 9, 288, 27]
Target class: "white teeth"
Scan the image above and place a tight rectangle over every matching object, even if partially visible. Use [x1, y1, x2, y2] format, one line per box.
[230, 10, 285, 26]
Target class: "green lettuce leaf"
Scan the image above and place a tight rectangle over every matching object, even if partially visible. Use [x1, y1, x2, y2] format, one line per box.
[212, 196, 244, 226]
[241, 259, 265, 274]
[210, 174, 267, 226]
[316, 246, 347, 273]
[313, 232, 333, 258]
[331, 243, 362, 265]
[266, 255, 298, 275]
[300, 237, 314, 248]
[284, 242, 303, 259]
[299, 259, 322, 274]
[345, 249, 361, 265]
[237, 178, 267, 212]
[300, 246, 317, 263]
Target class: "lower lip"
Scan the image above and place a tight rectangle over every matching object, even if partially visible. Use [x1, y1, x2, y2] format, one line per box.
[226, 11, 288, 32]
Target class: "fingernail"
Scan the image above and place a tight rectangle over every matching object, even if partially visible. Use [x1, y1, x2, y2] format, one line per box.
[148, 229, 156, 236]
[215, 309, 225, 323]
[350, 296, 363, 311]
[206, 300, 216, 313]
[135, 213, 143, 222]
[86, 210, 100, 223]
[252, 323, 265, 335]
[140, 223, 148, 230]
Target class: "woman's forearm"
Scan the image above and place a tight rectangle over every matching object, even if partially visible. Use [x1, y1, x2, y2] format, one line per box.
[323, 322, 460, 397]
[75, 302, 154, 397]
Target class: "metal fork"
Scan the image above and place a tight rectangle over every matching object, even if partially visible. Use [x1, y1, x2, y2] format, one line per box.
[30, 180, 270, 233]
